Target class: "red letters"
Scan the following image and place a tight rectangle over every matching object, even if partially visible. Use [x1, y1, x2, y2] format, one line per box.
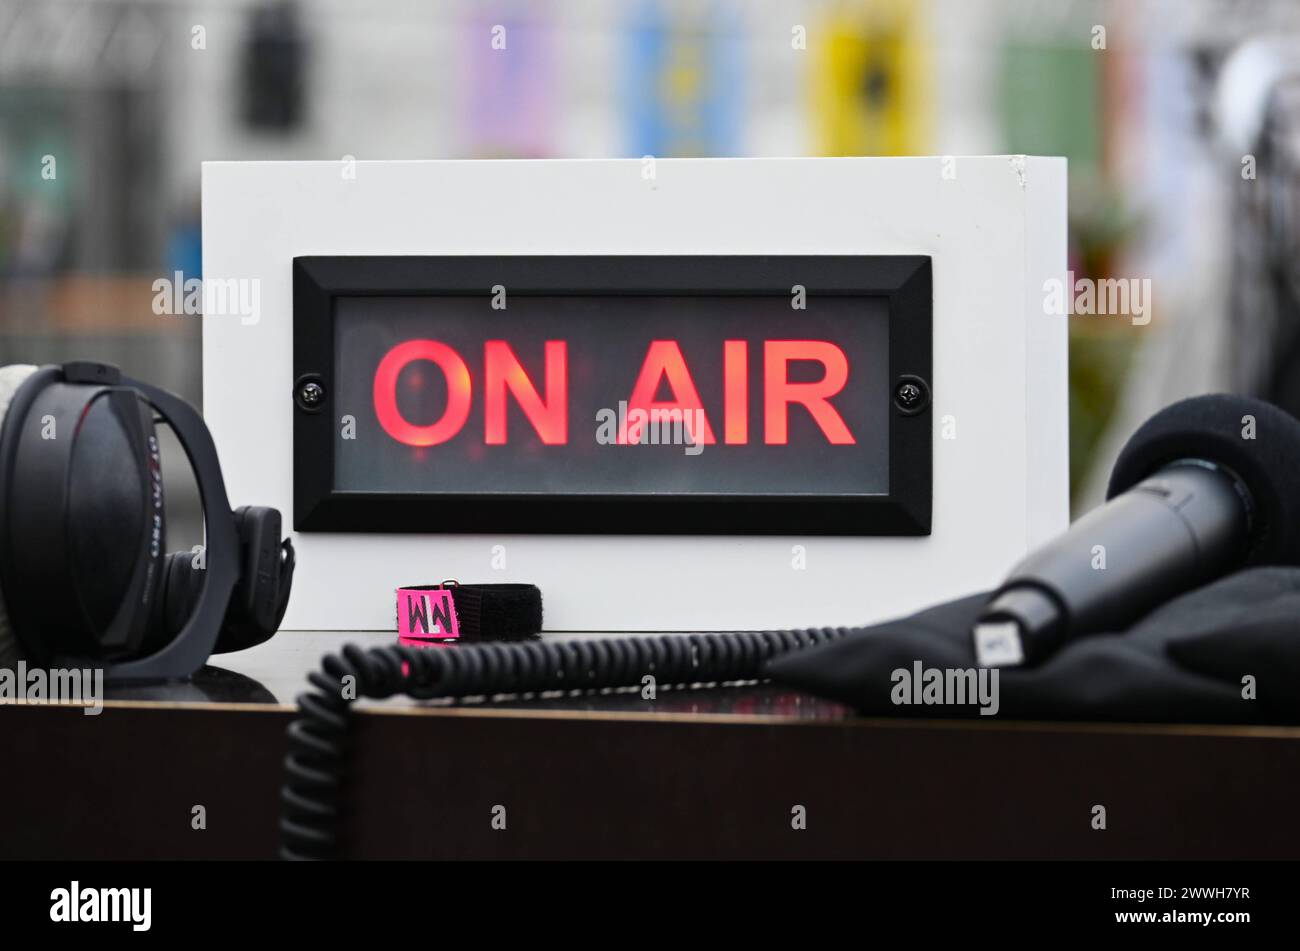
[373, 339, 472, 447]
[764, 341, 855, 445]
[373, 337, 856, 448]
[723, 340, 748, 445]
[374, 339, 567, 447]
[621, 340, 717, 445]
[484, 341, 567, 445]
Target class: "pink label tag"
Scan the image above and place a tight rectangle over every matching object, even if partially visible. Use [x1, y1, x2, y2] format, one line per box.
[397, 587, 460, 642]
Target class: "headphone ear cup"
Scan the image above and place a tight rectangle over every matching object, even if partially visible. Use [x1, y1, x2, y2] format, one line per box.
[157, 550, 204, 644]
[212, 507, 294, 654]
[0, 592, 22, 669]
[2, 363, 165, 663]
[0, 365, 38, 669]
[153, 516, 295, 656]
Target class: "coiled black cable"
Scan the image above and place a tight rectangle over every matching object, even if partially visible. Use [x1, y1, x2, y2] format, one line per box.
[281, 627, 855, 860]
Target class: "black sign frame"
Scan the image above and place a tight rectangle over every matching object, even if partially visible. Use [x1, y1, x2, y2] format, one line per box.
[292, 255, 931, 535]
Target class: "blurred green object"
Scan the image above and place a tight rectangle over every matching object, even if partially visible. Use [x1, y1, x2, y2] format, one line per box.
[999, 37, 1144, 507]
[1068, 329, 1138, 505]
[1067, 174, 1145, 509]
[999, 43, 1101, 170]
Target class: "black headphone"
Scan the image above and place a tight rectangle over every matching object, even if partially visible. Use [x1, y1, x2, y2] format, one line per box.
[0, 361, 293, 680]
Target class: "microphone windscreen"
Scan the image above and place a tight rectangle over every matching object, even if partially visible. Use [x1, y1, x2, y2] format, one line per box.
[1108, 394, 1300, 565]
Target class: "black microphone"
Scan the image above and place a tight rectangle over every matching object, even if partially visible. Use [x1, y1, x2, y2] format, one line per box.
[973, 394, 1300, 668]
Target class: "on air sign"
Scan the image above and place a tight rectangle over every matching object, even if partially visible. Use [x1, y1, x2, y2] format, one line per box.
[293, 254, 931, 536]
[371, 337, 856, 449]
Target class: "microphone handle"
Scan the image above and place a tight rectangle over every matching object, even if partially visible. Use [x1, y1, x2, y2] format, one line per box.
[974, 461, 1251, 667]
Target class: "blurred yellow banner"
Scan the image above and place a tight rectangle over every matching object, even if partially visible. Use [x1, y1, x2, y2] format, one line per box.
[811, 0, 930, 156]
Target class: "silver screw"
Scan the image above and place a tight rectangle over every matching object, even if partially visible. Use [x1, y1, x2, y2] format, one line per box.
[895, 382, 922, 409]
[299, 381, 324, 407]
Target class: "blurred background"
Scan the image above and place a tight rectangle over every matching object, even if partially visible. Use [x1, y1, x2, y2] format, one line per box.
[2, 0, 1299, 529]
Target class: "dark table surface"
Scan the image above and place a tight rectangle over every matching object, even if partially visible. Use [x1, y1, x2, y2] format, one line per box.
[8, 631, 1300, 860]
